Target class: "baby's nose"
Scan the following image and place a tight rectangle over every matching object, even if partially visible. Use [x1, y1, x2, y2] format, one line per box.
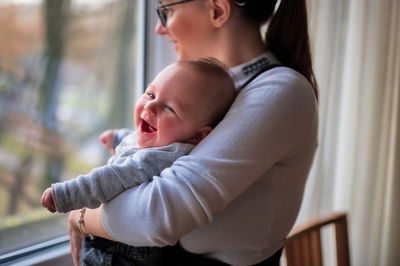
[144, 101, 157, 115]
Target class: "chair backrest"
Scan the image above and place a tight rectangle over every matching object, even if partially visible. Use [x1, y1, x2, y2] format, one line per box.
[284, 212, 350, 266]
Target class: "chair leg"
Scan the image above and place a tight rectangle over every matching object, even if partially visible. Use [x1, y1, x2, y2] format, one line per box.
[335, 217, 350, 266]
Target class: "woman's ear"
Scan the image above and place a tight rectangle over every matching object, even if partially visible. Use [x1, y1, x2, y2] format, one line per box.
[208, 0, 231, 28]
[186, 126, 213, 145]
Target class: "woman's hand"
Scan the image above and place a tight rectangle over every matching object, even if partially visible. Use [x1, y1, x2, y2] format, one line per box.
[68, 207, 112, 265]
[68, 210, 84, 266]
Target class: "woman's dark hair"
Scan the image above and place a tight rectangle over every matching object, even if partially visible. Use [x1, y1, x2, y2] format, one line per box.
[235, 0, 318, 99]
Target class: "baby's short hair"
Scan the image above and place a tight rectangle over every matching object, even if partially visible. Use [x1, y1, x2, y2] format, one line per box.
[179, 58, 236, 128]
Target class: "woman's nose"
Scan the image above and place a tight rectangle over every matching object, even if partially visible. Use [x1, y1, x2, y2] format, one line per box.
[154, 20, 166, 35]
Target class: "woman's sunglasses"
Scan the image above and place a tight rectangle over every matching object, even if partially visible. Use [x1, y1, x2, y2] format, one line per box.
[156, 0, 194, 27]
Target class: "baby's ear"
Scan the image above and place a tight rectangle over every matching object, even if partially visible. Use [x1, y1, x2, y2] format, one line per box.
[186, 126, 213, 145]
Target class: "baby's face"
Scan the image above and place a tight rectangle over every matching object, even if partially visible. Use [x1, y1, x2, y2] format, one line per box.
[134, 63, 211, 148]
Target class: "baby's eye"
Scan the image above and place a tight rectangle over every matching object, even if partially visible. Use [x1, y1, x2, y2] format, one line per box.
[146, 92, 155, 99]
[164, 105, 175, 113]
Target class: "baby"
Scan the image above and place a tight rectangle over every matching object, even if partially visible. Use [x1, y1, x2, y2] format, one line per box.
[41, 58, 236, 214]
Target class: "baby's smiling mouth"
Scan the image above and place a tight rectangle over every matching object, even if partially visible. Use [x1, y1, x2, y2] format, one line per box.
[140, 119, 157, 134]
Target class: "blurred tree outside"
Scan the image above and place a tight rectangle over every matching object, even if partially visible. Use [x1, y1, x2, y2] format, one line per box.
[39, 0, 70, 129]
[109, 0, 136, 129]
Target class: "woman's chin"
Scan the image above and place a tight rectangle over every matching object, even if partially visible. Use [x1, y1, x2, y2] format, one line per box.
[175, 50, 192, 61]
[176, 53, 185, 61]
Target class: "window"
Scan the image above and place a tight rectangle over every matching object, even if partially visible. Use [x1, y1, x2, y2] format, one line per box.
[0, 0, 142, 258]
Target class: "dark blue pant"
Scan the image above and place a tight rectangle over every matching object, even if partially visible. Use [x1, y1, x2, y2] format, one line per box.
[80, 237, 164, 266]
[80, 237, 282, 266]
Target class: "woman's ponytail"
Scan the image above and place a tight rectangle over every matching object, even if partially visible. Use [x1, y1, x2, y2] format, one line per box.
[266, 0, 318, 99]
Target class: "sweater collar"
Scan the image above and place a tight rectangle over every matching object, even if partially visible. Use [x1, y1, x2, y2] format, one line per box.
[230, 52, 280, 90]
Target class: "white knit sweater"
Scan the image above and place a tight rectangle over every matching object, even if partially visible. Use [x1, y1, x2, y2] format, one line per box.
[102, 53, 318, 265]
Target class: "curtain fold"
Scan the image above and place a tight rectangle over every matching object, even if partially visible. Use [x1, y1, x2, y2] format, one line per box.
[379, 2, 400, 265]
[299, 0, 400, 265]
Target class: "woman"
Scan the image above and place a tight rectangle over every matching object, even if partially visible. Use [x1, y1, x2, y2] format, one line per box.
[68, 0, 318, 265]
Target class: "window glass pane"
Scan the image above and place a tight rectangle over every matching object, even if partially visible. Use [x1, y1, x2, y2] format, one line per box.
[0, 0, 138, 254]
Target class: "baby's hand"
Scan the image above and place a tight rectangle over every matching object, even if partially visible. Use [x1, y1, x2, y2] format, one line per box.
[99, 129, 115, 155]
[40, 187, 57, 213]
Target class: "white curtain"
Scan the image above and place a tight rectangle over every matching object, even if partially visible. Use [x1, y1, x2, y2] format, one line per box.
[298, 0, 400, 265]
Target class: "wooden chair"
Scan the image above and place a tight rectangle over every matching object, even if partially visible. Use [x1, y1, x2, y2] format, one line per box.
[284, 212, 350, 266]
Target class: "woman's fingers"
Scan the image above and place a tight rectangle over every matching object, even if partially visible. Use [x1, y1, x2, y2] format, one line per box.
[68, 210, 84, 266]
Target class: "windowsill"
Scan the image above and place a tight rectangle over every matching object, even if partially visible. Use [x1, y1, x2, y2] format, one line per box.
[0, 211, 68, 254]
[0, 235, 72, 266]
